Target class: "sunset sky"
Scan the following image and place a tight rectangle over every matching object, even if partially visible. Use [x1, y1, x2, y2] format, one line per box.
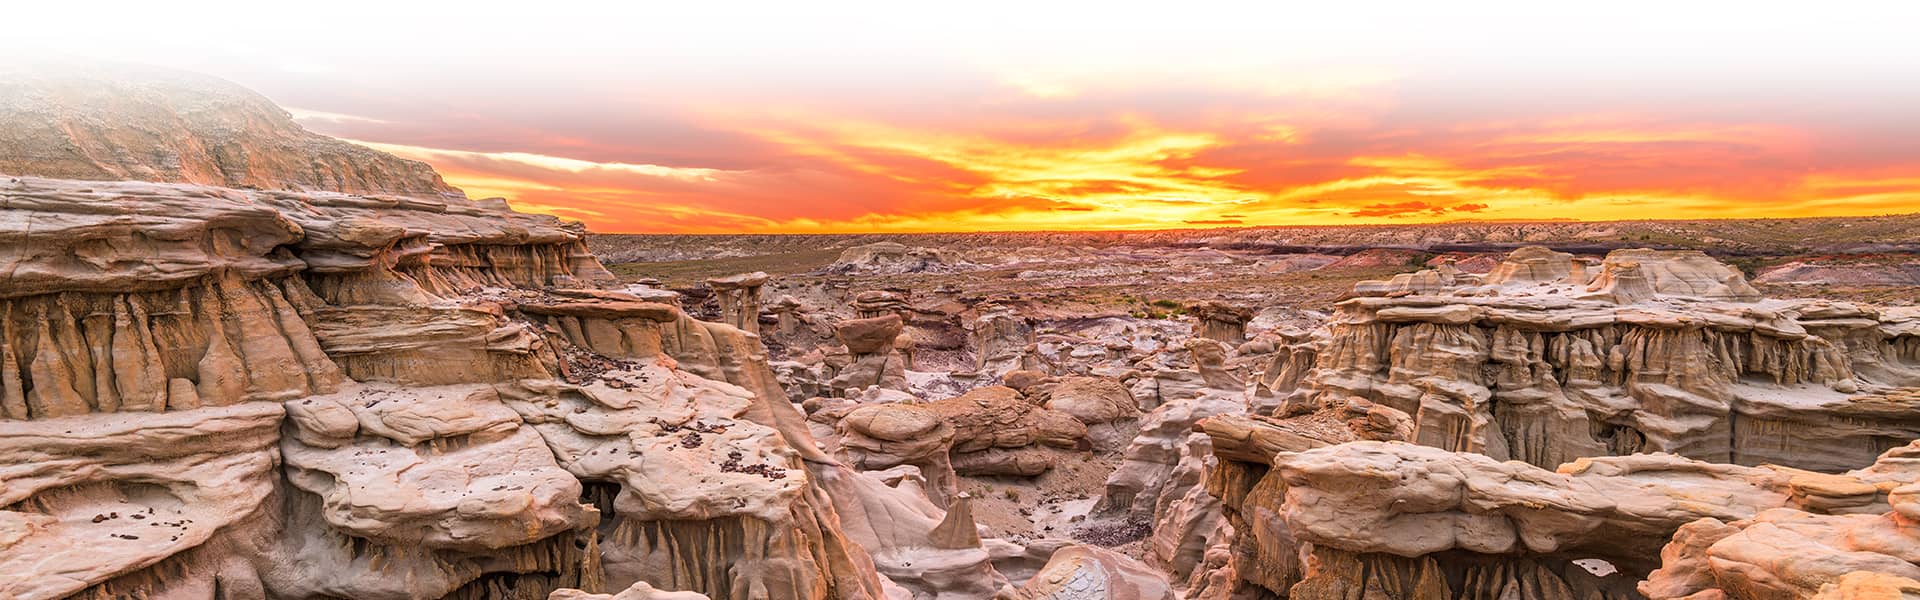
[12, 2, 1920, 232]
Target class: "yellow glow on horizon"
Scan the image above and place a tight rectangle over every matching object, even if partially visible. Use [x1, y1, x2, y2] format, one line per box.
[327, 106, 1920, 234]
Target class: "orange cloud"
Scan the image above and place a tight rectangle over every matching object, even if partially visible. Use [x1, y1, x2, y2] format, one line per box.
[310, 78, 1920, 233]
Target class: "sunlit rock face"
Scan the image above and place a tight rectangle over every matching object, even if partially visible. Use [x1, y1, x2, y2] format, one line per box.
[0, 70, 919, 600]
[1192, 245, 1920, 600]
[20, 63, 1920, 600]
[1197, 434, 1920, 600]
[1294, 246, 1920, 472]
[0, 403, 284, 600]
[0, 169, 888, 599]
[825, 242, 955, 276]
[0, 62, 460, 198]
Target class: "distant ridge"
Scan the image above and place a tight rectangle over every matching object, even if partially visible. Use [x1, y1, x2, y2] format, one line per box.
[0, 60, 464, 198]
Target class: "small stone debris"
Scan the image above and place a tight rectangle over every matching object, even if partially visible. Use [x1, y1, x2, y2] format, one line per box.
[718, 450, 789, 480]
[560, 345, 643, 385]
[1070, 519, 1154, 547]
[654, 419, 730, 435]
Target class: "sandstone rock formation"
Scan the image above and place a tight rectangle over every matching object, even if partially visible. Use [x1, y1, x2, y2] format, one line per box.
[1638, 439, 1920, 599]
[830, 314, 910, 396]
[1295, 246, 1920, 472]
[923, 386, 1087, 477]
[0, 71, 936, 600]
[1127, 338, 1245, 410]
[1195, 435, 1920, 599]
[0, 403, 284, 600]
[705, 272, 769, 335]
[550, 580, 712, 600]
[849, 290, 911, 319]
[1184, 246, 1920, 600]
[1189, 302, 1253, 345]
[0, 62, 459, 198]
[1029, 376, 1141, 452]
[833, 401, 960, 506]
[17, 66, 1920, 600]
[826, 242, 953, 275]
[1018, 545, 1175, 600]
[971, 306, 1037, 378]
[0, 167, 906, 600]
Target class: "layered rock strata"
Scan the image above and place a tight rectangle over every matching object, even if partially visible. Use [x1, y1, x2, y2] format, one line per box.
[1187, 246, 1920, 600]
[0, 63, 461, 197]
[1198, 431, 1920, 600]
[0, 164, 881, 600]
[1291, 247, 1920, 472]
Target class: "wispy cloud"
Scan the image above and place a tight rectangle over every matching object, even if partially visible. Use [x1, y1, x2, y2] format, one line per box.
[286, 69, 1920, 233]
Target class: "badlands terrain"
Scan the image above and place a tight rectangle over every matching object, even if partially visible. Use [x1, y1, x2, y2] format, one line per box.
[5, 65, 1920, 600]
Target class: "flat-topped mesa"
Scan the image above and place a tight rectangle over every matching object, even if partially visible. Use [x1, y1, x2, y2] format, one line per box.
[1304, 246, 1920, 472]
[705, 272, 769, 335]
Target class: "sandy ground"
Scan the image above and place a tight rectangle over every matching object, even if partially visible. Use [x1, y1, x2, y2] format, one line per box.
[956, 449, 1118, 545]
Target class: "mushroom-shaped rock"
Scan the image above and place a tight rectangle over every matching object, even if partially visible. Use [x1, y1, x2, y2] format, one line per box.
[1188, 301, 1254, 344]
[837, 314, 905, 355]
[704, 271, 770, 334]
